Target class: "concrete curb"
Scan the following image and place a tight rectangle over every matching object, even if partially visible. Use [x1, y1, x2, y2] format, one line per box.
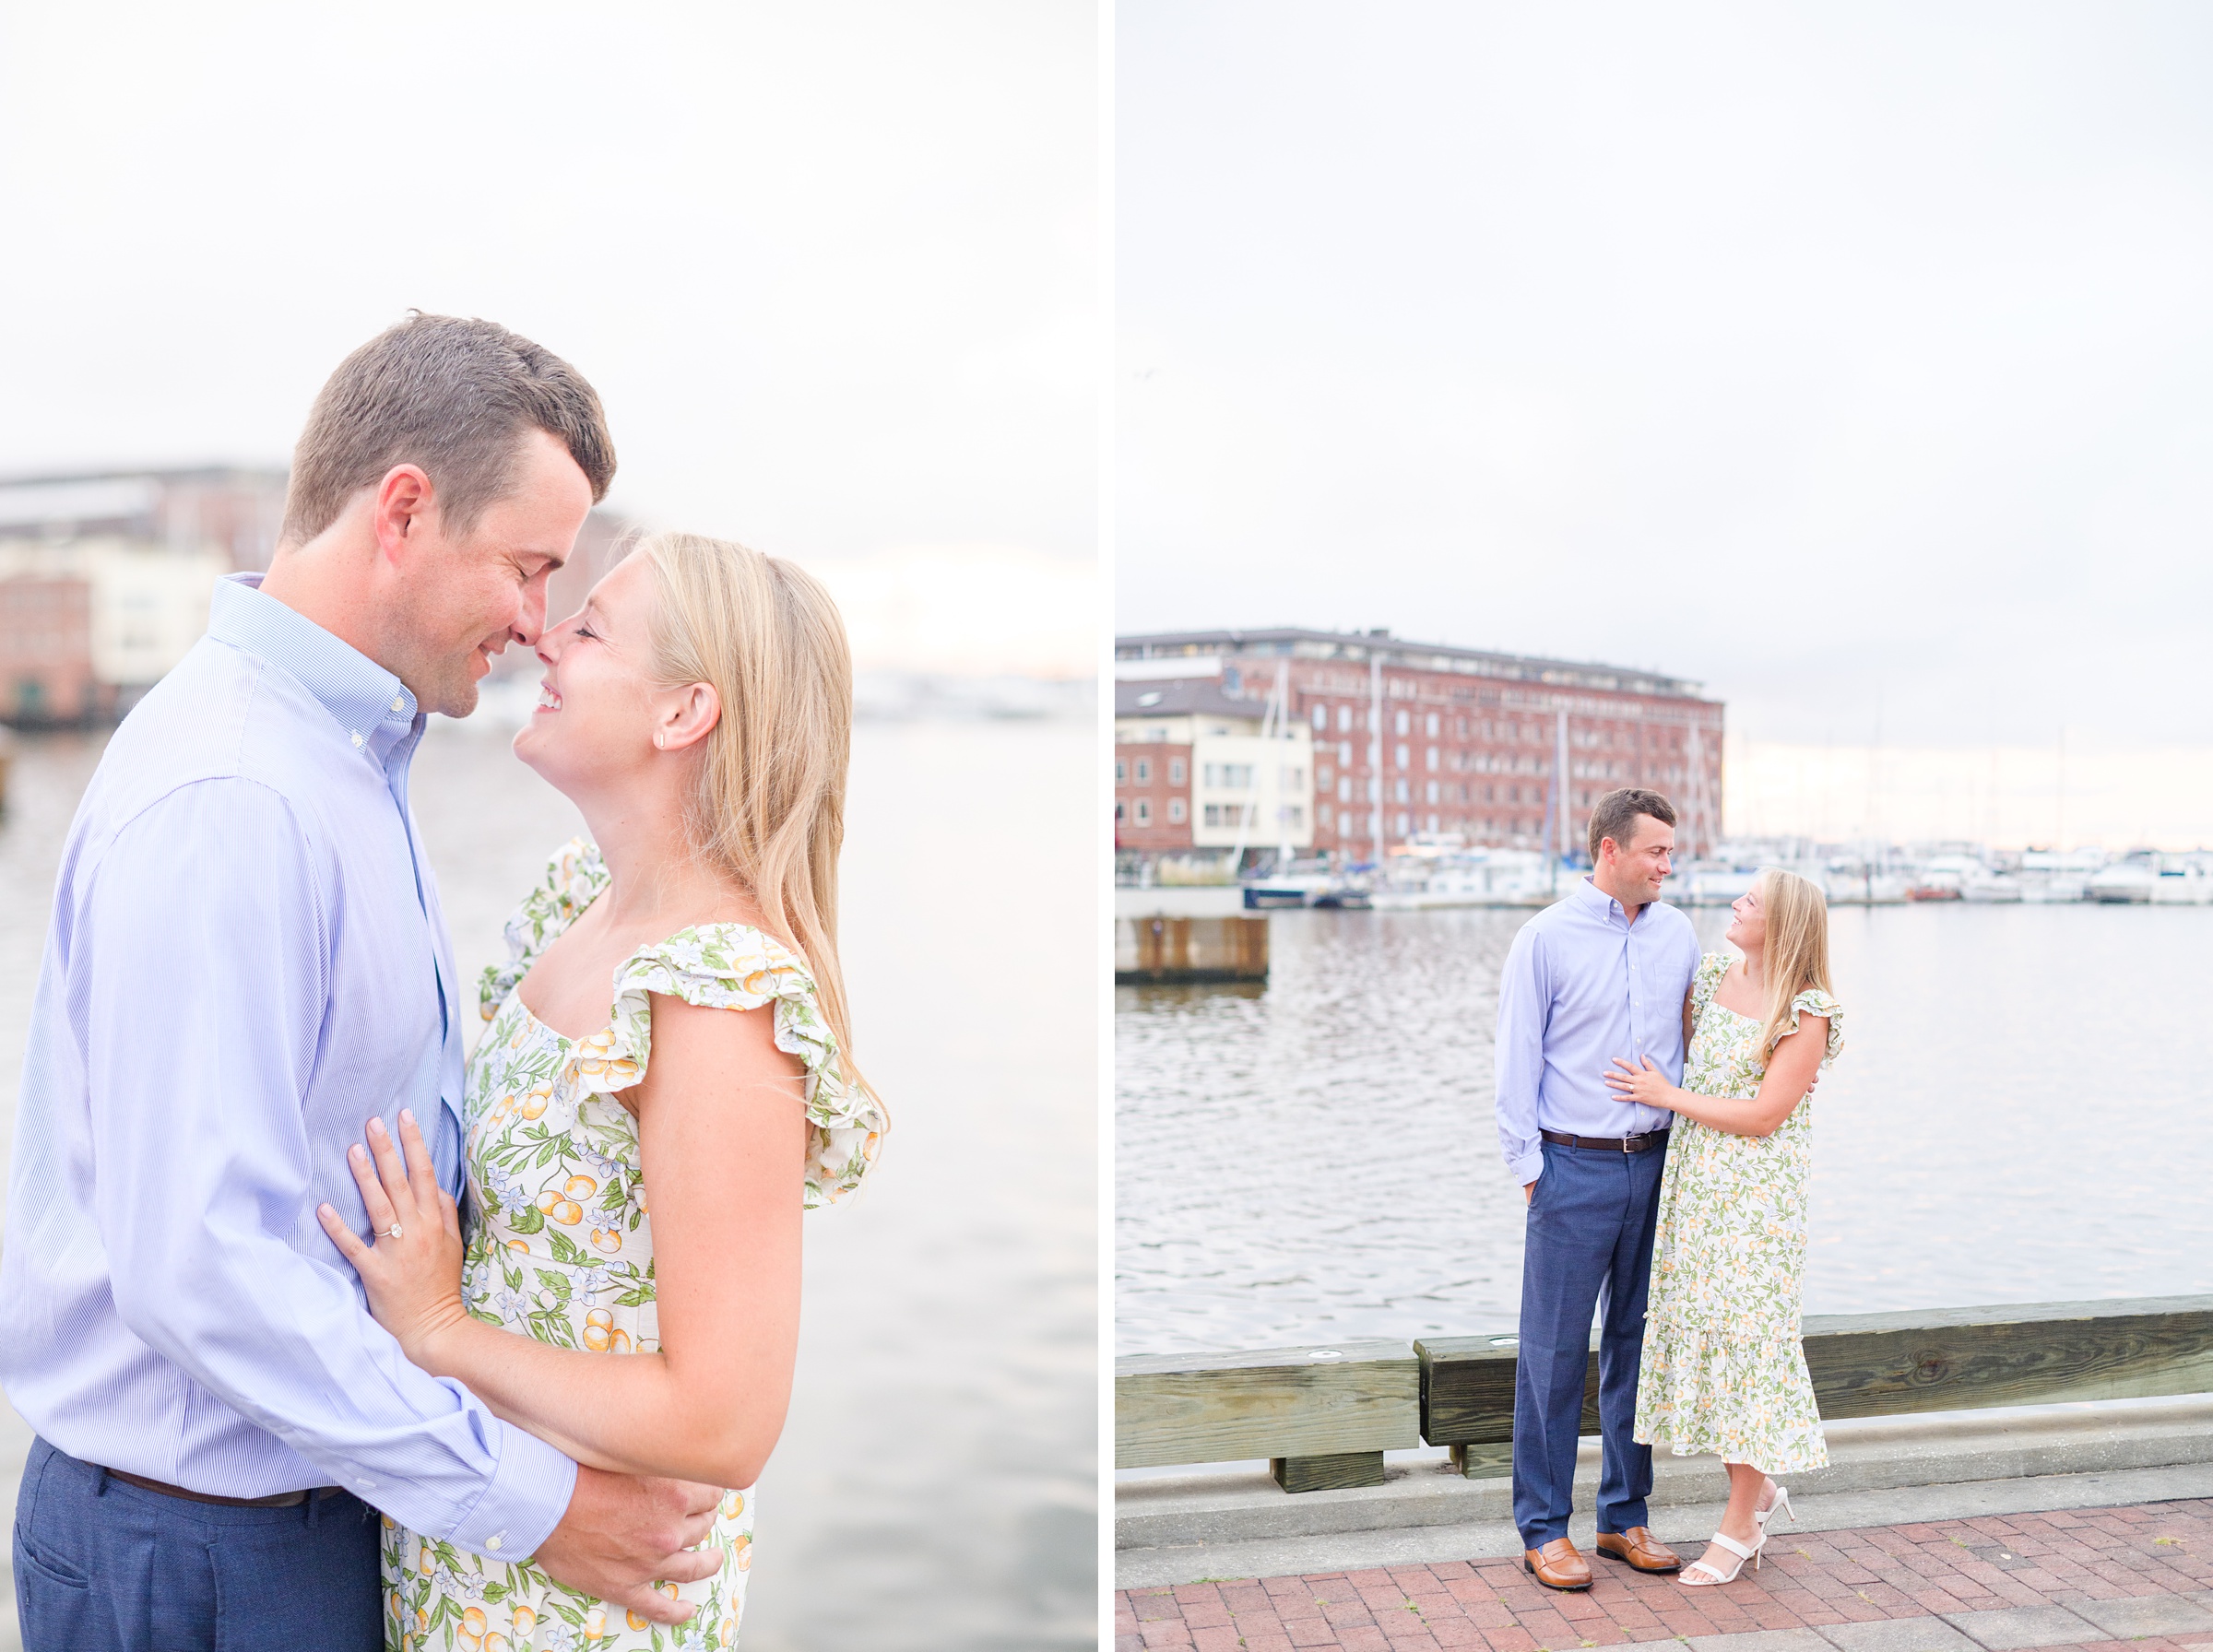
[1115, 1396, 2213, 1590]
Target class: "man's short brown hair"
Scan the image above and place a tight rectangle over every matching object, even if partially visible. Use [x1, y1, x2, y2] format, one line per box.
[279, 313, 615, 549]
[1587, 786, 1678, 863]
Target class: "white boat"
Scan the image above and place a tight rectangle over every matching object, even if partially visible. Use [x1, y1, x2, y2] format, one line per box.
[1960, 873, 2023, 903]
[2151, 863, 2213, 905]
[2087, 861, 2157, 904]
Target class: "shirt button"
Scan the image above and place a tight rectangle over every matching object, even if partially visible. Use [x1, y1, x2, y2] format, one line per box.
[485, 1533, 503, 1552]
[350, 731, 364, 748]
[391, 697, 406, 713]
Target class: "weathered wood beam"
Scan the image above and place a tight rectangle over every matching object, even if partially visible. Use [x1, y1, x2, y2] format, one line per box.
[1417, 1295, 2213, 1459]
[1272, 1451, 1386, 1493]
[1115, 1339, 1419, 1472]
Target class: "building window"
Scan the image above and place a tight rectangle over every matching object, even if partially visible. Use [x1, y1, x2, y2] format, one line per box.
[1338, 776, 1351, 802]
[1394, 743, 1409, 769]
[1394, 778, 1410, 803]
[1426, 781, 1440, 804]
[1318, 803, 1331, 828]
[1135, 758, 1151, 785]
[1115, 800, 1126, 821]
[1317, 766, 1333, 789]
[1312, 704, 1327, 730]
[1426, 746, 1438, 771]
[1395, 709, 1410, 736]
[1339, 705, 1353, 732]
[1135, 798, 1152, 826]
[1202, 802, 1255, 828]
[1427, 813, 1439, 832]
[1281, 765, 1305, 789]
[1168, 758, 1186, 785]
[1115, 760, 1126, 784]
[1202, 762, 1256, 788]
[1339, 741, 1352, 768]
[1426, 713, 1439, 737]
[1396, 811, 1410, 835]
[1167, 797, 1186, 824]
[1279, 805, 1304, 829]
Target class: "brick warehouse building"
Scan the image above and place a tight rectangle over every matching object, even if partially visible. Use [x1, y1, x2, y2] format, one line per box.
[1116, 627, 1723, 865]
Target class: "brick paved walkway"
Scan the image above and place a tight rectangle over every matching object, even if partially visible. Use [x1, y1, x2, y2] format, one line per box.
[1118, 1499, 2213, 1652]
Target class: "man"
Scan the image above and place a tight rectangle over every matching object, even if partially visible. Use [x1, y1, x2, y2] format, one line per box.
[1494, 786, 1700, 1590]
[0, 315, 719, 1647]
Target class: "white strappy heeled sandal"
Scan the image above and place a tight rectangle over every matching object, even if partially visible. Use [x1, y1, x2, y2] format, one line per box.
[1755, 1482, 1795, 1530]
[1679, 1528, 1765, 1587]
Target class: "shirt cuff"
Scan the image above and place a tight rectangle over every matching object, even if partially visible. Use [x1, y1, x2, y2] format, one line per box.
[1508, 1148, 1544, 1186]
[445, 1423, 578, 1561]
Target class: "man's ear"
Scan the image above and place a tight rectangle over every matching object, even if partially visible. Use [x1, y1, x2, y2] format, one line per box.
[370, 465, 435, 565]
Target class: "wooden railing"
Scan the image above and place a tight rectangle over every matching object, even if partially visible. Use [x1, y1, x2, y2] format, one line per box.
[1116, 1294, 2213, 1493]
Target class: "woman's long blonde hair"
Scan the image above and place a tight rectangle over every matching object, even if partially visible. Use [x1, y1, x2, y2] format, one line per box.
[640, 531, 874, 1107]
[1752, 867, 1833, 1064]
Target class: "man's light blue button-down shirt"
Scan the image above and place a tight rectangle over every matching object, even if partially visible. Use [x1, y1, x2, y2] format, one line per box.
[0, 572, 575, 1557]
[1494, 875, 1703, 1186]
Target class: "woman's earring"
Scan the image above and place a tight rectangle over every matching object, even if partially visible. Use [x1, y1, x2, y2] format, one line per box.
[656, 732, 666, 749]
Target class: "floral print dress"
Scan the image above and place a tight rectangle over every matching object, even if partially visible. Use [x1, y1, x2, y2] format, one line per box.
[384, 840, 885, 1652]
[1633, 952, 1843, 1477]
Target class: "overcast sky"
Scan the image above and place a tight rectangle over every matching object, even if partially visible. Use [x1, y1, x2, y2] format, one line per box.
[1118, 3, 2213, 778]
[0, 1, 1094, 581]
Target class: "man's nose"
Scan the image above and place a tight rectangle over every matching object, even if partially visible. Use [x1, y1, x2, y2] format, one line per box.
[514, 583, 550, 649]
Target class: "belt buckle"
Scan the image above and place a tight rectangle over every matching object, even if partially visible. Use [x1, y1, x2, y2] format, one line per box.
[1622, 1132, 1638, 1152]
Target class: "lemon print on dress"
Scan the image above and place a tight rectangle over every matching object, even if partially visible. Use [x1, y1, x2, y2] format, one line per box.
[720, 1489, 745, 1519]
[627, 1585, 679, 1633]
[589, 1224, 622, 1253]
[582, 1604, 607, 1640]
[517, 1083, 550, 1120]
[584, 1307, 614, 1351]
[734, 1533, 753, 1571]
[510, 1603, 537, 1639]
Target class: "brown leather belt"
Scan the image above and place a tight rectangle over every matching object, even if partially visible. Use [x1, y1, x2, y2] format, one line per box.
[100, 1467, 346, 1509]
[1542, 1127, 1669, 1153]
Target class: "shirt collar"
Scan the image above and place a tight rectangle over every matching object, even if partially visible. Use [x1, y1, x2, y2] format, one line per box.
[208, 572, 422, 766]
[1572, 874, 1640, 926]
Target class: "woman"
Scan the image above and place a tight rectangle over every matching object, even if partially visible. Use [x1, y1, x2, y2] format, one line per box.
[1604, 867, 1842, 1588]
[318, 532, 886, 1648]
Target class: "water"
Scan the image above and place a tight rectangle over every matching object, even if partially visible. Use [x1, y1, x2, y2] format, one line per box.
[1116, 900, 2213, 1358]
[0, 714, 1094, 1651]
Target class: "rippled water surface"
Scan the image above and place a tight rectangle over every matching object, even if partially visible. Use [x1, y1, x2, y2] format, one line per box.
[0, 715, 1094, 1652]
[1117, 900, 2213, 1357]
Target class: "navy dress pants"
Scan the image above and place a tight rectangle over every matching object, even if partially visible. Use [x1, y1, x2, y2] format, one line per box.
[1511, 1138, 1668, 1549]
[12, 1436, 381, 1651]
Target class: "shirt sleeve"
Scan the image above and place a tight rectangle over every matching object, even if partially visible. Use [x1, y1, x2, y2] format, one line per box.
[81, 779, 576, 1558]
[1494, 920, 1549, 1185]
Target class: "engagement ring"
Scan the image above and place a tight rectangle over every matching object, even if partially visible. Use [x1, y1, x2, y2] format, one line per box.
[384, 1224, 403, 1240]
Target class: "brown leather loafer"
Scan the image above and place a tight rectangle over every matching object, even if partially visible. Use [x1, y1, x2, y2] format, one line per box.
[1522, 1536, 1592, 1590]
[1596, 1527, 1683, 1573]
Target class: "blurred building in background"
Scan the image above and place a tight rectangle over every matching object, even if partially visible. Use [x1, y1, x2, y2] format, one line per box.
[0, 468, 285, 724]
[1115, 626, 1725, 872]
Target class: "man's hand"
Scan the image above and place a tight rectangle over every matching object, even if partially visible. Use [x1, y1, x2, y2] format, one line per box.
[1523, 1179, 1536, 1205]
[533, 1467, 724, 1625]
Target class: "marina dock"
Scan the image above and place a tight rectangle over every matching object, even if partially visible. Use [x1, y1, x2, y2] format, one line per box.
[1115, 1297, 2213, 1594]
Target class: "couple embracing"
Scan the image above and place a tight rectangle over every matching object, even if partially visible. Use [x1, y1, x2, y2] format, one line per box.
[1496, 786, 1844, 1592]
[0, 315, 887, 1648]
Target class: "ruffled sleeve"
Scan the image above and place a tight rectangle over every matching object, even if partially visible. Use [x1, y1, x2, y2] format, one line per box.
[553, 923, 886, 1210]
[477, 838, 609, 1021]
[1783, 986, 1844, 1068]
[1690, 951, 1730, 1028]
